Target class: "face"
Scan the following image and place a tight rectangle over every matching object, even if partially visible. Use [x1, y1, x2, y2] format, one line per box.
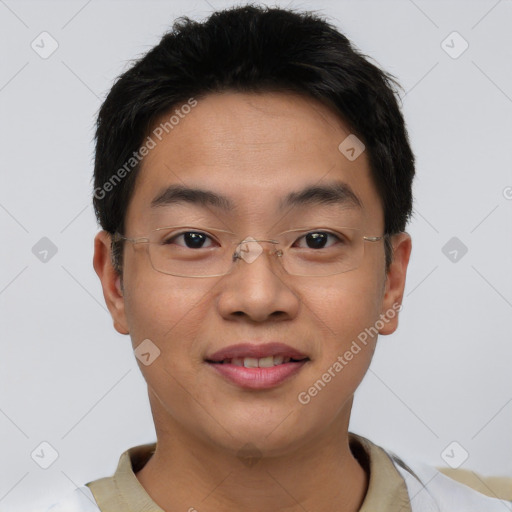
[94, 91, 411, 458]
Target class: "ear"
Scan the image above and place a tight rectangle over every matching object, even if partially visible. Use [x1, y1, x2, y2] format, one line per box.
[378, 232, 412, 335]
[93, 231, 129, 335]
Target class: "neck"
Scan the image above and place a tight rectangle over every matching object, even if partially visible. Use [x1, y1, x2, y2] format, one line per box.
[136, 399, 368, 512]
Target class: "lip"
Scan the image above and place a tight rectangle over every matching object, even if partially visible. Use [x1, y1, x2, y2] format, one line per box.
[205, 342, 310, 390]
[206, 342, 308, 362]
[206, 360, 309, 389]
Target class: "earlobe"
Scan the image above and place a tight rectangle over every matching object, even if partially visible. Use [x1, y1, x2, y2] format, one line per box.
[93, 231, 129, 335]
[378, 232, 412, 336]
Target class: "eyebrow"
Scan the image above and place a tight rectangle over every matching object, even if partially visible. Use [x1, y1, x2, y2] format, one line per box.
[281, 181, 362, 211]
[150, 181, 362, 212]
[151, 185, 234, 210]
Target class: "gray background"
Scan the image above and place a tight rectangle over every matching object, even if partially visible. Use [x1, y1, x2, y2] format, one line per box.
[1, 0, 511, 510]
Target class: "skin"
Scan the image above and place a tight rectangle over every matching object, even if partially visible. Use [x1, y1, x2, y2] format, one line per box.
[94, 91, 411, 512]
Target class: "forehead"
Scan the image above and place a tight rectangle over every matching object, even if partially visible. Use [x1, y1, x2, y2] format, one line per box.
[125, 91, 383, 230]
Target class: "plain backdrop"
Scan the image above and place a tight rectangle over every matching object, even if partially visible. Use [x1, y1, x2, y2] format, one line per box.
[1, 0, 511, 510]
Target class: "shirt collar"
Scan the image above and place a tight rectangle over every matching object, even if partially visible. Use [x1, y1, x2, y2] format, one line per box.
[351, 434, 412, 512]
[98, 433, 411, 512]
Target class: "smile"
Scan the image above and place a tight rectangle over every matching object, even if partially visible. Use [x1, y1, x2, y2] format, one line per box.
[205, 342, 310, 389]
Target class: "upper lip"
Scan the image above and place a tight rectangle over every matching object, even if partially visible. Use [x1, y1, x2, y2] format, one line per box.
[206, 342, 309, 362]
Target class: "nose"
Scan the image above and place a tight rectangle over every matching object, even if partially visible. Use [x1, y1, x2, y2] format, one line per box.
[216, 238, 300, 323]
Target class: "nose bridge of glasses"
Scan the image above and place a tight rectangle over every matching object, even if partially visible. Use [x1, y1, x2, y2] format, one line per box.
[233, 236, 281, 265]
[238, 236, 280, 246]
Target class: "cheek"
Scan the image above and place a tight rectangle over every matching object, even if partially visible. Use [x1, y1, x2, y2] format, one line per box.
[303, 265, 384, 347]
[296, 268, 384, 402]
[123, 272, 215, 404]
[122, 248, 215, 353]
[121, 269, 226, 436]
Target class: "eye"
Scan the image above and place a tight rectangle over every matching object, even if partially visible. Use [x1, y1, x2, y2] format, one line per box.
[163, 231, 215, 249]
[294, 231, 342, 249]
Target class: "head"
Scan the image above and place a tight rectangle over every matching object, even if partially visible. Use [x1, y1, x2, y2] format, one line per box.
[93, 5, 413, 457]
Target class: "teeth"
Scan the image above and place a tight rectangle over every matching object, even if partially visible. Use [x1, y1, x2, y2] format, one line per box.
[243, 357, 259, 368]
[258, 356, 274, 368]
[219, 356, 299, 367]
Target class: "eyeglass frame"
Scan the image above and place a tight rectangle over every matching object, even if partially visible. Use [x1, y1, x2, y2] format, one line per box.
[112, 225, 388, 278]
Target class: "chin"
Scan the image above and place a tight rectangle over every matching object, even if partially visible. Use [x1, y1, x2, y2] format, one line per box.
[201, 412, 314, 459]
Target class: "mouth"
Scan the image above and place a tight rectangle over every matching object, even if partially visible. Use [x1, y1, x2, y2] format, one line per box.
[205, 343, 310, 389]
[206, 355, 309, 367]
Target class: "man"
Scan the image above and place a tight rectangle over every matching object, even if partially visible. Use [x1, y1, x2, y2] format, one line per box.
[48, 5, 511, 511]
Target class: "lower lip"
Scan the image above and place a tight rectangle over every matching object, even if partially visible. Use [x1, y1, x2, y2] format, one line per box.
[206, 361, 308, 389]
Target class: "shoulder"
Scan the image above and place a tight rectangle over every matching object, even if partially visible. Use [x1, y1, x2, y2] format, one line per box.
[393, 457, 512, 511]
[45, 486, 100, 512]
[437, 466, 512, 500]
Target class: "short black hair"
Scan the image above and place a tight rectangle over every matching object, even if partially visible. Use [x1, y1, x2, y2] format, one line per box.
[93, 4, 415, 273]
